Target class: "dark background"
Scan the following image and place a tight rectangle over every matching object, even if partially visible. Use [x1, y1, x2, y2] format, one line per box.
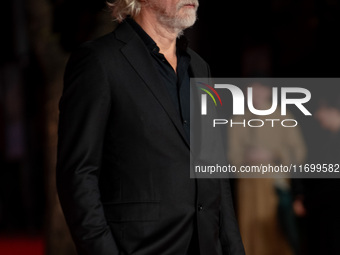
[1, 0, 340, 254]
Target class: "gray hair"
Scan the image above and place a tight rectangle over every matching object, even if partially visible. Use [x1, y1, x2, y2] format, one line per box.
[107, 0, 142, 22]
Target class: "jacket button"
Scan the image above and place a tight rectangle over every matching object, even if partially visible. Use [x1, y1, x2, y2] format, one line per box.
[198, 204, 203, 211]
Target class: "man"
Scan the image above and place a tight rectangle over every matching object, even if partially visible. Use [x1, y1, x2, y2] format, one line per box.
[56, 0, 245, 254]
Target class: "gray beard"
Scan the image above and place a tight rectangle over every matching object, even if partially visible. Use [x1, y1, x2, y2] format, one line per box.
[157, 9, 197, 36]
[147, 0, 199, 36]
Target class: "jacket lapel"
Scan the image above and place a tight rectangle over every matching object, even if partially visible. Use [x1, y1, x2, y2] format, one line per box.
[115, 22, 190, 147]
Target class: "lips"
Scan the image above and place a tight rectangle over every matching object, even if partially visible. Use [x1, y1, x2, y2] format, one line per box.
[181, 3, 198, 11]
[179, 1, 199, 9]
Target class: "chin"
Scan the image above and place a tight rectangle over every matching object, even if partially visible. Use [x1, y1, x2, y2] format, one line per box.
[177, 14, 197, 29]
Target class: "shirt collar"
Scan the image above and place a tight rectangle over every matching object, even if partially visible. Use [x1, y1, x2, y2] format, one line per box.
[126, 17, 189, 54]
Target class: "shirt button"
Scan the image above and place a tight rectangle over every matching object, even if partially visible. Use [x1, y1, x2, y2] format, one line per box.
[198, 204, 204, 212]
[183, 120, 188, 125]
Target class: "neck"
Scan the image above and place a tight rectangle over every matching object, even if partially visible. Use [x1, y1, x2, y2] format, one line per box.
[134, 13, 179, 59]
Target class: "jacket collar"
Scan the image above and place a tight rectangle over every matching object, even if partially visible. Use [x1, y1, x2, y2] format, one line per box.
[114, 20, 191, 148]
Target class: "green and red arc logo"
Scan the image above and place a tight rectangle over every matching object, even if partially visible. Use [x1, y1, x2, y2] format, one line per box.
[197, 82, 222, 106]
[197, 82, 223, 106]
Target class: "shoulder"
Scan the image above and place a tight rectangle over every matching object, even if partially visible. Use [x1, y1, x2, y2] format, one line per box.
[70, 33, 120, 61]
[65, 23, 133, 75]
[75, 20, 140, 54]
[66, 20, 142, 72]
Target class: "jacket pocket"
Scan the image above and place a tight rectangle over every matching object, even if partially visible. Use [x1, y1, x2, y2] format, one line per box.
[103, 201, 160, 222]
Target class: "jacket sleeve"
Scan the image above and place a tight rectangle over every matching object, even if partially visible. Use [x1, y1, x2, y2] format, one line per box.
[56, 44, 119, 255]
[220, 179, 246, 255]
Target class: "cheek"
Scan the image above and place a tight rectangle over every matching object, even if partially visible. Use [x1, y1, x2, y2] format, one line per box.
[156, 1, 172, 15]
[168, 0, 181, 13]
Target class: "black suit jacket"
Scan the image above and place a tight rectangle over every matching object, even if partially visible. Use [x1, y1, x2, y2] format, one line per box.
[57, 20, 245, 255]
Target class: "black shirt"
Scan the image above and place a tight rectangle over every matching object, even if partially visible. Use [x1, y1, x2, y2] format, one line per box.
[126, 18, 191, 141]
